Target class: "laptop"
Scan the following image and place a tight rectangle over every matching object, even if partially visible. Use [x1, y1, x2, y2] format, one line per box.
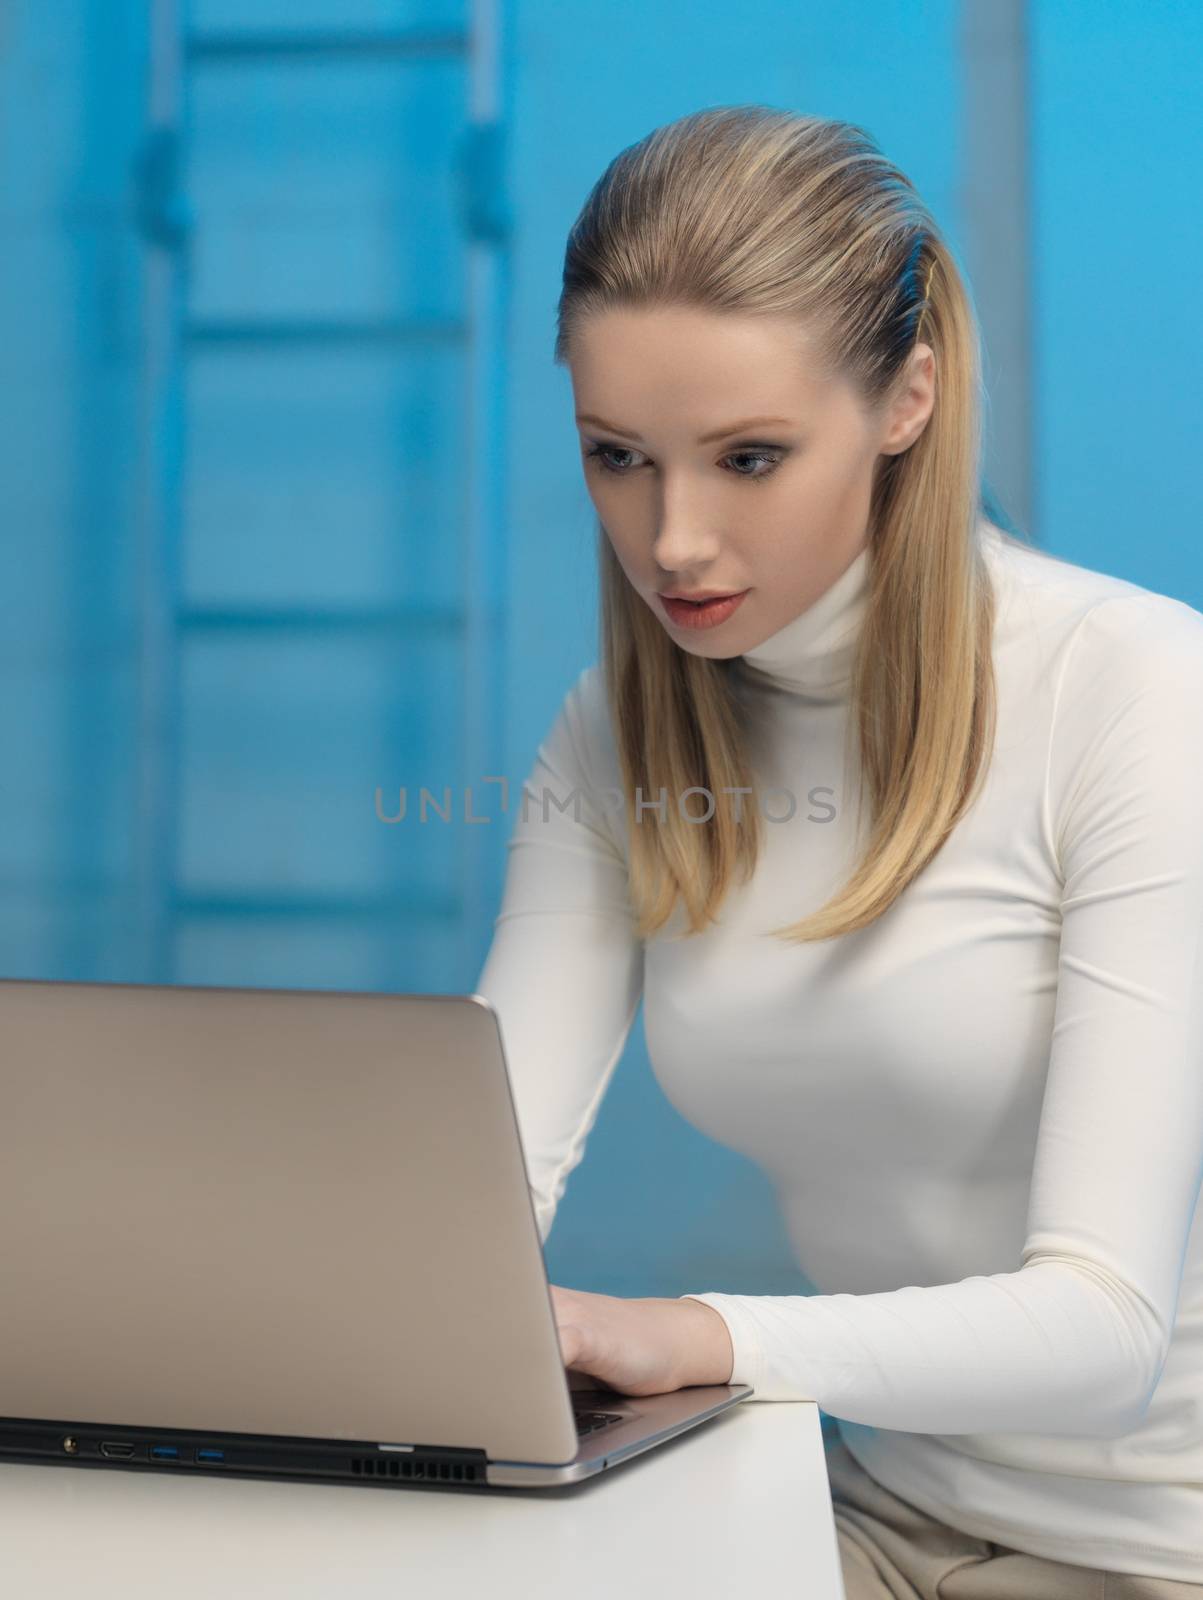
[0, 976, 752, 1489]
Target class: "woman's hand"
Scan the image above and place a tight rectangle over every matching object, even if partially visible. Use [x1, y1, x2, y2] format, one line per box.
[548, 1283, 734, 1397]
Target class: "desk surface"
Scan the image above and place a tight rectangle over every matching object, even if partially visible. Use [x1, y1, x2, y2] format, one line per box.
[0, 1400, 844, 1599]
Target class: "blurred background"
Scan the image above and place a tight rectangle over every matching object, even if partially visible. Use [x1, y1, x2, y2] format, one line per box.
[2, 0, 1200, 1301]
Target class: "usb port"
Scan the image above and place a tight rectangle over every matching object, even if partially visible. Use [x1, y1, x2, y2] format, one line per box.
[196, 1448, 225, 1463]
[100, 1441, 136, 1459]
[150, 1446, 180, 1461]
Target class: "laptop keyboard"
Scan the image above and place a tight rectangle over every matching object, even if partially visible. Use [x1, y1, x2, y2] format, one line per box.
[573, 1407, 626, 1438]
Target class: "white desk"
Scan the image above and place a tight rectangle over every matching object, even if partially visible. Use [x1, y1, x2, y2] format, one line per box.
[0, 1401, 845, 1599]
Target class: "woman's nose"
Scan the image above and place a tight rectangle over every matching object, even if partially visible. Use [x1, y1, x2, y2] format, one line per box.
[650, 498, 722, 573]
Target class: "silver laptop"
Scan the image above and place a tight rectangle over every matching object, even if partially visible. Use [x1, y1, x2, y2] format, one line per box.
[0, 976, 751, 1489]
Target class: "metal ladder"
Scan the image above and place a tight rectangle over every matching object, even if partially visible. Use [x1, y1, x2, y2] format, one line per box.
[132, 0, 511, 991]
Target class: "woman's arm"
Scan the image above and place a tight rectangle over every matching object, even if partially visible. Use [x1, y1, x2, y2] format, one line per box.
[680, 592, 1203, 1435]
[475, 666, 644, 1247]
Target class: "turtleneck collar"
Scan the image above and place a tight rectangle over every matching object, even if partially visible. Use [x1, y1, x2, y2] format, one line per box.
[736, 540, 871, 700]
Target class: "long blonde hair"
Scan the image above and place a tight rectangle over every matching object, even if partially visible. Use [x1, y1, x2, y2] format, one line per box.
[554, 105, 1023, 944]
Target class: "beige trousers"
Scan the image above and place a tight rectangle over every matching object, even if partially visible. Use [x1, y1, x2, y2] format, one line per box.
[825, 1435, 1203, 1599]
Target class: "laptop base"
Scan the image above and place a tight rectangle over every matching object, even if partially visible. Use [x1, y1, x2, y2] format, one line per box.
[0, 1384, 752, 1491]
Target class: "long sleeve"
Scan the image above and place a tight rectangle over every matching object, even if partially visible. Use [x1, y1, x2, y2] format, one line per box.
[681, 592, 1203, 1433]
[475, 666, 643, 1247]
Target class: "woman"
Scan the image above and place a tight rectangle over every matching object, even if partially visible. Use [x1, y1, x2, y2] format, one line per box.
[475, 106, 1203, 1594]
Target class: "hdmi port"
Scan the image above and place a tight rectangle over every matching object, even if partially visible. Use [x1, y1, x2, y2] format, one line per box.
[100, 1441, 136, 1459]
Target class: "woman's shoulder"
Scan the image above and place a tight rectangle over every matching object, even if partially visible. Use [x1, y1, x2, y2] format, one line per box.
[981, 518, 1203, 672]
[527, 663, 628, 848]
[982, 528, 1203, 810]
[554, 663, 619, 772]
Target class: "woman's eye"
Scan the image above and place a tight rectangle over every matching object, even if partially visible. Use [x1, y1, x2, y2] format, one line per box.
[726, 450, 782, 480]
[584, 444, 783, 481]
[585, 443, 644, 474]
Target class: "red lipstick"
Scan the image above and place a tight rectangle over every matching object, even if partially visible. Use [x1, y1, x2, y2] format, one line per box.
[659, 589, 750, 630]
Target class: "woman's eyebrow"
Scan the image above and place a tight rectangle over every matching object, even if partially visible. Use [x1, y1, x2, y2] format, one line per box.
[575, 414, 796, 444]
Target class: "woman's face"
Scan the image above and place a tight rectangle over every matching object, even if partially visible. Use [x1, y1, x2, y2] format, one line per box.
[568, 305, 933, 658]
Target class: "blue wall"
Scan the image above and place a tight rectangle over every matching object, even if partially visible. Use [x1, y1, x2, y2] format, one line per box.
[1031, 0, 1203, 603]
[2, 1, 1199, 1300]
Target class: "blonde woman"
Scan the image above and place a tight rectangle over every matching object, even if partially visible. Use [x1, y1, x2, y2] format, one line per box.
[475, 106, 1203, 1596]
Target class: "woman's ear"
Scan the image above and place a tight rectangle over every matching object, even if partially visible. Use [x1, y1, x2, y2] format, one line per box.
[880, 344, 936, 456]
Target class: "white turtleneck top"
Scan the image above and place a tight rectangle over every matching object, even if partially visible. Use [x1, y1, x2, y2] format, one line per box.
[474, 520, 1203, 1582]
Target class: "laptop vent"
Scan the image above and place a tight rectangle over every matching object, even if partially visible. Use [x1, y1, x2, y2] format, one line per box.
[351, 1455, 482, 1483]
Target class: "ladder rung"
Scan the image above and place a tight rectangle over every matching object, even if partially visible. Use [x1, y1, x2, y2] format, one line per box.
[185, 317, 465, 347]
[186, 29, 468, 63]
[176, 604, 465, 634]
[170, 890, 462, 919]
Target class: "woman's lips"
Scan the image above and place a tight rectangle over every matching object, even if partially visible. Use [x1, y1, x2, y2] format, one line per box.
[659, 590, 750, 630]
